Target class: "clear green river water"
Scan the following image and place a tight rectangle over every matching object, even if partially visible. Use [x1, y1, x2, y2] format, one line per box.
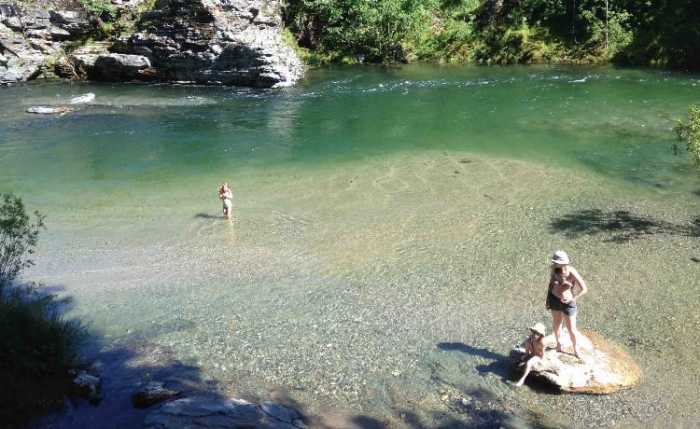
[2, 64, 700, 428]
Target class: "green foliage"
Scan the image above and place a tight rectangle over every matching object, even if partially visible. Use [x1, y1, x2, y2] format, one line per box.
[0, 284, 87, 378]
[283, 0, 698, 67]
[615, 0, 700, 68]
[579, 2, 633, 58]
[285, 0, 438, 63]
[604, 10, 633, 56]
[0, 193, 88, 428]
[100, 20, 116, 36]
[78, 0, 115, 18]
[411, 18, 475, 62]
[284, 0, 622, 64]
[524, 0, 567, 26]
[408, 0, 479, 62]
[674, 105, 700, 173]
[0, 193, 44, 289]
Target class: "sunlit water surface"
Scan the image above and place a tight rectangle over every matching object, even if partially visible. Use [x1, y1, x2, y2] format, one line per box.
[2, 64, 700, 428]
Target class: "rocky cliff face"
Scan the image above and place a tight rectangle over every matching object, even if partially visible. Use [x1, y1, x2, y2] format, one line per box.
[0, 0, 303, 87]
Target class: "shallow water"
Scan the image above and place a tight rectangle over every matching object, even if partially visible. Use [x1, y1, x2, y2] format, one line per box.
[2, 64, 700, 428]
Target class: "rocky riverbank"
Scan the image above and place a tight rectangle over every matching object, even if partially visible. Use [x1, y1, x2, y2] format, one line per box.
[0, 0, 303, 87]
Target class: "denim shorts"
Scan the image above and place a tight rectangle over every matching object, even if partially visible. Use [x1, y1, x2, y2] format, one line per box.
[548, 292, 577, 316]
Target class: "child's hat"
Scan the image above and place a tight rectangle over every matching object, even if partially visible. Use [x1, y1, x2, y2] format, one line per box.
[529, 322, 546, 336]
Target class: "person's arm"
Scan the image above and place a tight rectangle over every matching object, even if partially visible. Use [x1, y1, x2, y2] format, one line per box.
[564, 267, 587, 304]
[535, 339, 546, 358]
[546, 275, 554, 309]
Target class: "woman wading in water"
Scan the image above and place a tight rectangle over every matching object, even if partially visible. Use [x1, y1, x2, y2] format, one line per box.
[546, 251, 588, 358]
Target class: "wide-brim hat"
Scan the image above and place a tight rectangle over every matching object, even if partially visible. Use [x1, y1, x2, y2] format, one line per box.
[551, 250, 570, 265]
[529, 322, 546, 336]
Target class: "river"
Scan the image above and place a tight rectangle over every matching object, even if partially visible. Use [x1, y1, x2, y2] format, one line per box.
[2, 64, 699, 428]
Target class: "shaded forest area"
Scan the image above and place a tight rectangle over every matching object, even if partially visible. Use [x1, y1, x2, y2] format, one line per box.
[283, 0, 700, 68]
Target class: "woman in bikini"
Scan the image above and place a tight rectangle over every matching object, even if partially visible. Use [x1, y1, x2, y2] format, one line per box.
[546, 250, 588, 358]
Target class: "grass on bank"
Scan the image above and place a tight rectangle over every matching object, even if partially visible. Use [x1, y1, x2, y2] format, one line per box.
[0, 193, 88, 428]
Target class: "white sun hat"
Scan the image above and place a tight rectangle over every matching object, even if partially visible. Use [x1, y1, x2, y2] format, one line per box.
[551, 250, 570, 265]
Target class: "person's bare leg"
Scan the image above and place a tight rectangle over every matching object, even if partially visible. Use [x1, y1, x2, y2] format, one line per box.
[515, 356, 541, 387]
[551, 310, 563, 352]
[564, 314, 580, 358]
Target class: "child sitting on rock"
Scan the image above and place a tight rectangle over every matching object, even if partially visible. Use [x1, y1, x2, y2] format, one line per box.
[515, 322, 546, 387]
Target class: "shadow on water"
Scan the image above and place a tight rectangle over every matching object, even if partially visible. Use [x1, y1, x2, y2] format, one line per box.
[194, 213, 221, 220]
[549, 209, 700, 243]
[436, 342, 511, 380]
[432, 342, 565, 428]
[31, 288, 544, 429]
[28, 285, 310, 429]
[27, 282, 211, 429]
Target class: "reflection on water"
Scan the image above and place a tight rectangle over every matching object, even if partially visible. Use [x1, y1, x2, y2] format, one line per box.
[3, 65, 700, 427]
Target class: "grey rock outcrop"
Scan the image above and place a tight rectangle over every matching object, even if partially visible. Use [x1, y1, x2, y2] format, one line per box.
[111, 0, 303, 87]
[1, 2, 62, 84]
[72, 52, 152, 81]
[143, 396, 308, 429]
[0, 0, 303, 87]
[510, 329, 642, 393]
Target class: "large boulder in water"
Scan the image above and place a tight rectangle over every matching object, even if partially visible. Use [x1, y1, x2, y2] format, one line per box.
[511, 329, 641, 393]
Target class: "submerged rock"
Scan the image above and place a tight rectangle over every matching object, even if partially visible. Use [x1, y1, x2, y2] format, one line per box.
[26, 106, 73, 114]
[143, 396, 307, 429]
[69, 92, 95, 104]
[511, 329, 641, 393]
[132, 381, 180, 408]
[72, 371, 102, 405]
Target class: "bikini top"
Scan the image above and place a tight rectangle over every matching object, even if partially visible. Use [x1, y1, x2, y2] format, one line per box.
[552, 273, 575, 290]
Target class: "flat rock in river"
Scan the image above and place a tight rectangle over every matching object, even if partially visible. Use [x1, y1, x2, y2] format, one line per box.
[511, 329, 641, 393]
[26, 106, 73, 114]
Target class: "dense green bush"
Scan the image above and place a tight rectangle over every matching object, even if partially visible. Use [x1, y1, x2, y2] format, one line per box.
[0, 193, 44, 287]
[284, 0, 437, 63]
[283, 0, 699, 67]
[674, 105, 700, 173]
[614, 0, 700, 68]
[408, 0, 480, 62]
[0, 193, 88, 428]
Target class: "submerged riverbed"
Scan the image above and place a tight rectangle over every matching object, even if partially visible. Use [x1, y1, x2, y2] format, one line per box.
[2, 64, 700, 428]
